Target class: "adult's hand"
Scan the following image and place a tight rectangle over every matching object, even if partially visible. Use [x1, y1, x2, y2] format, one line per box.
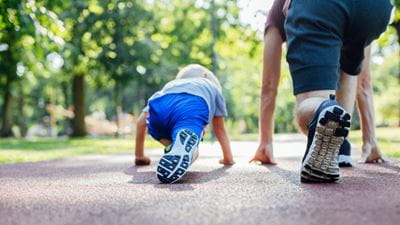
[250, 143, 277, 165]
[360, 143, 386, 163]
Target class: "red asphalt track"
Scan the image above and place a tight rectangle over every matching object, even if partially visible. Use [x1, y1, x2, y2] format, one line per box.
[1, 135, 400, 225]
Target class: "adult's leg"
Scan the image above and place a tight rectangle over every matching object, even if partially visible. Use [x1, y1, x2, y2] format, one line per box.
[295, 91, 335, 134]
[286, 0, 347, 125]
[356, 46, 385, 163]
[295, 89, 350, 182]
[286, 0, 354, 182]
[286, 0, 391, 182]
[335, 70, 358, 167]
[336, 72, 358, 115]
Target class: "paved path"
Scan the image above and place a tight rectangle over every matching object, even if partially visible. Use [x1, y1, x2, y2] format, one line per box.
[1, 135, 400, 225]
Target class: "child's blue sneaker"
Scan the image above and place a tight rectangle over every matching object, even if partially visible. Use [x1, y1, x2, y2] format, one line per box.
[157, 129, 199, 183]
[301, 95, 351, 183]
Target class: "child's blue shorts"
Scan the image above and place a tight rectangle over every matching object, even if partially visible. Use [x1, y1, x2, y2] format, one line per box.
[146, 93, 209, 142]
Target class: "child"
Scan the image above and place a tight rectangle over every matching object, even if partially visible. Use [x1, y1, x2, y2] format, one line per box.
[134, 64, 234, 183]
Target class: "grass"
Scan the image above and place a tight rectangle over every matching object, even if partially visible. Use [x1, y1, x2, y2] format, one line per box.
[348, 127, 400, 159]
[203, 132, 260, 142]
[0, 127, 399, 164]
[226, 127, 400, 158]
[0, 137, 161, 164]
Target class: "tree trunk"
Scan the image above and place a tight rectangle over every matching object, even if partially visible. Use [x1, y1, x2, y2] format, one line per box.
[17, 82, 27, 137]
[0, 79, 14, 137]
[1, 33, 16, 138]
[61, 81, 72, 135]
[71, 74, 87, 137]
[210, 0, 219, 74]
[61, 81, 70, 109]
[114, 81, 122, 137]
[48, 86, 57, 137]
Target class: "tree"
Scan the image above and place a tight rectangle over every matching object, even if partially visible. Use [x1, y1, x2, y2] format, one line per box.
[210, 0, 219, 74]
[0, 0, 64, 137]
[390, 1, 400, 126]
[92, 0, 157, 136]
[52, 0, 102, 137]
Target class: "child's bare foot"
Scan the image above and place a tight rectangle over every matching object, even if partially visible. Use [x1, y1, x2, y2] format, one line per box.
[135, 156, 151, 166]
[360, 142, 386, 163]
[250, 143, 277, 165]
[219, 158, 235, 165]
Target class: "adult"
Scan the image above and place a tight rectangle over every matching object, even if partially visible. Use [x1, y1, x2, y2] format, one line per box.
[253, 0, 392, 182]
[252, 0, 387, 166]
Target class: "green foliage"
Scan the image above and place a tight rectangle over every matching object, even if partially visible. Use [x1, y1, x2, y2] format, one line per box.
[394, 0, 400, 8]
[0, 0, 64, 74]
[349, 127, 400, 159]
[0, 0, 399, 138]
[0, 0, 65, 136]
[371, 51, 400, 126]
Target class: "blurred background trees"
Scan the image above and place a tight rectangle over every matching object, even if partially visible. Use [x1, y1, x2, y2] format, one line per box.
[0, 0, 399, 138]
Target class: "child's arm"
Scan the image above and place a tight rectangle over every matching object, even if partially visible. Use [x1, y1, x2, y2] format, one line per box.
[212, 116, 235, 165]
[135, 112, 151, 166]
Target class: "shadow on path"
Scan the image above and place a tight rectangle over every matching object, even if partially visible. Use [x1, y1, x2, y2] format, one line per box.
[372, 160, 400, 172]
[250, 156, 400, 191]
[0, 158, 130, 179]
[125, 165, 232, 191]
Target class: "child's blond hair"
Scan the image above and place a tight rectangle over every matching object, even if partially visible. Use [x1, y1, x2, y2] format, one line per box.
[176, 64, 222, 91]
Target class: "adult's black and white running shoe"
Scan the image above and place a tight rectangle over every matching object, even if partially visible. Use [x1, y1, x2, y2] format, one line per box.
[301, 95, 351, 183]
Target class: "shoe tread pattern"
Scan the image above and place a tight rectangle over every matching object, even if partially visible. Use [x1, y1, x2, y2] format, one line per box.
[157, 130, 199, 183]
[301, 106, 351, 183]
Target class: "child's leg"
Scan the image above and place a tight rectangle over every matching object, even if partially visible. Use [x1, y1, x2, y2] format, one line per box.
[159, 139, 172, 147]
[146, 95, 175, 142]
[169, 118, 207, 161]
[169, 94, 208, 157]
[157, 119, 206, 184]
[171, 120, 205, 144]
[155, 94, 209, 183]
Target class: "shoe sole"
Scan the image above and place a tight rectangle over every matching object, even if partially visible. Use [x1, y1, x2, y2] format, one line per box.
[156, 130, 199, 184]
[338, 155, 353, 167]
[301, 106, 351, 183]
[301, 170, 339, 183]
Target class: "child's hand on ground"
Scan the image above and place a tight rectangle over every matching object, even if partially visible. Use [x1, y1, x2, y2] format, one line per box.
[219, 158, 235, 165]
[135, 156, 151, 166]
[250, 143, 277, 165]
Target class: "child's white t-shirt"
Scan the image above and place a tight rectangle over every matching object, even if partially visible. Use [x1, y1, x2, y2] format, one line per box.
[143, 78, 228, 123]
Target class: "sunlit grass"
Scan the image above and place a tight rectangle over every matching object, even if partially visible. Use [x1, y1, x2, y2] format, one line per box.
[0, 137, 161, 164]
[224, 127, 400, 159]
[348, 127, 400, 158]
[0, 127, 399, 164]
